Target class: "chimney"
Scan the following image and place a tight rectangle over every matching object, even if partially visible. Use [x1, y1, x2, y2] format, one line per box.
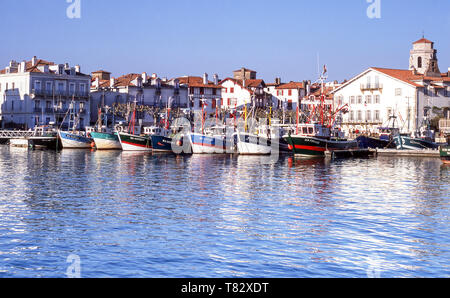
[94, 77, 99, 89]
[75, 65, 80, 73]
[141, 72, 148, 84]
[447, 67, 450, 77]
[275, 77, 281, 85]
[152, 73, 157, 79]
[110, 78, 115, 88]
[32, 56, 37, 66]
[70, 67, 75, 76]
[213, 74, 219, 85]
[20, 61, 26, 73]
[203, 73, 208, 85]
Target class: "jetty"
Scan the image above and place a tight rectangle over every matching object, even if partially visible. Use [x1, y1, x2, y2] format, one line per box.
[0, 129, 58, 149]
[375, 148, 440, 158]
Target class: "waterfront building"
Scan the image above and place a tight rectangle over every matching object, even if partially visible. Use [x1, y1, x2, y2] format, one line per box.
[220, 67, 270, 110]
[332, 38, 450, 135]
[91, 71, 188, 126]
[274, 81, 307, 111]
[0, 57, 91, 130]
[175, 74, 222, 114]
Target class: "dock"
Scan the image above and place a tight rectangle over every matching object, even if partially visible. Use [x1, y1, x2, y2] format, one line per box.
[325, 149, 376, 159]
[0, 130, 58, 149]
[375, 148, 440, 158]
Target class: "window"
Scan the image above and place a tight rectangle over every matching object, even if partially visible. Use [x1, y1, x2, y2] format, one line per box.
[349, 111, 354, 121]
[375, 110, 380, 121]
[34, 81, 41, 92]
[366, 110, 372, 121]
[387, 108, 392, 117]
[418, 57, 422, 68]
[424, 87, 428, 96]
[395, 88, 402, 96]
[46, 82, 53, 95]
[79, 84, 86, 95]
[227, 98, 231, 106]
[230, 88, 234, 93]
[357, 96, 362, 104]
[350, 96, 355, 104]
[375, 95, 380, 104]
[445, 88, 449, 97]
[69, 83, 75, 95]
[212, 88, 217, 96]
[0, 83, 2, 91]
[357, 110, 362, 121]
[365, 95, 372, 104]
[223, 88, 227, 93]
[287, 99, 292, 110]
[288, 89, 292, 96]
[12, 83, 15, 90]
[212, 99, 216, 109]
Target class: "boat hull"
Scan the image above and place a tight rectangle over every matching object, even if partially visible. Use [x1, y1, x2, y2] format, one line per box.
[91, 132, 121, 150]
[117, 133, 152, 151]
[356, 135, 395, 149]
[236, 133, 271, 155]
[58, 131, 93, 149]
[440, 146, 450, 164]
[284, 135, 359, 157]
[151, 135, 173, 152]
[394, 135, 439, 150]
[189, 133, 228, 154]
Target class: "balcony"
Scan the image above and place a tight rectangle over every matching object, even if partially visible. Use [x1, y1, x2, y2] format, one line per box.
[31, 89, 89, 99]
[360, 83, 383, 91]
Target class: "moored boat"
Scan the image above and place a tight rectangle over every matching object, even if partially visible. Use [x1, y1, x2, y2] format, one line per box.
[58, 130, 93, 149]
[117, 132, 152, 151]
[284, 124, 358, 157]
[440, 145, 450, 164]
[393, 134, 439, 150]
[356, 135, 395, 149]
[91, 131, 121, 150]
[188, 132, 228, 154]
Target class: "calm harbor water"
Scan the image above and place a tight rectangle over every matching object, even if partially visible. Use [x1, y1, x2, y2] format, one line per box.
[0, 145, 449, 278]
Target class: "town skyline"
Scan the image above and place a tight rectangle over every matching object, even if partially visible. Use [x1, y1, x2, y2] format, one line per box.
[1, 0, 449, 83]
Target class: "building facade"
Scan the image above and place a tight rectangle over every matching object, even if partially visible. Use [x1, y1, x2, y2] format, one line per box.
[0, 57, 91, 130]
[332, 38, 450, 135]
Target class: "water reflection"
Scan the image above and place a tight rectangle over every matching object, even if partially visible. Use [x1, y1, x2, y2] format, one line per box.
[0, 146, 449, 277]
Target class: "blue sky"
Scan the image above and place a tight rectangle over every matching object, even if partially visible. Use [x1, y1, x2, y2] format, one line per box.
[1, 0, 449, 83]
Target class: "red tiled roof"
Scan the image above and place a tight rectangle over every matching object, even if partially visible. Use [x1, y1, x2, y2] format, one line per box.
[276, 81, 304, 89]
[114, 73, 141, 87]
[413, 38, 433, 44]
[178, 76, 222, 88]
[371, 67, 450, 85]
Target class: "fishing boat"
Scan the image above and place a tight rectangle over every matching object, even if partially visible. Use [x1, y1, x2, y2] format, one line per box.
[284, 123, 358, 157]
[57, 100, 93, 149]
[90, 106, 122, 150]
[235, 130, 272, 155]
[188, 127, 229, 154]
[143, 126, 174, 152]
[394, 134, 439, 150]
[440, 145, 450, 164]
[58, 130, 93, 149]
[116, 100, 152, 152]
[283, 67, 358, 157]
[90, 131, 121, 150]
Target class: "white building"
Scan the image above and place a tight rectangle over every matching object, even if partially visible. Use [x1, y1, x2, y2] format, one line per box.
[91, 71, 188, 126]
[175, 73, 222, 114]
[332, 38, 450, 135]
[0, 57, 91, 129]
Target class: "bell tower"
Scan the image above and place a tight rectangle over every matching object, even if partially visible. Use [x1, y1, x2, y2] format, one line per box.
[409, 37, 441, 77]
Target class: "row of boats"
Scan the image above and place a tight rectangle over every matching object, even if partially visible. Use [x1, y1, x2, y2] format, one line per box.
[55, 120, 449, 162]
